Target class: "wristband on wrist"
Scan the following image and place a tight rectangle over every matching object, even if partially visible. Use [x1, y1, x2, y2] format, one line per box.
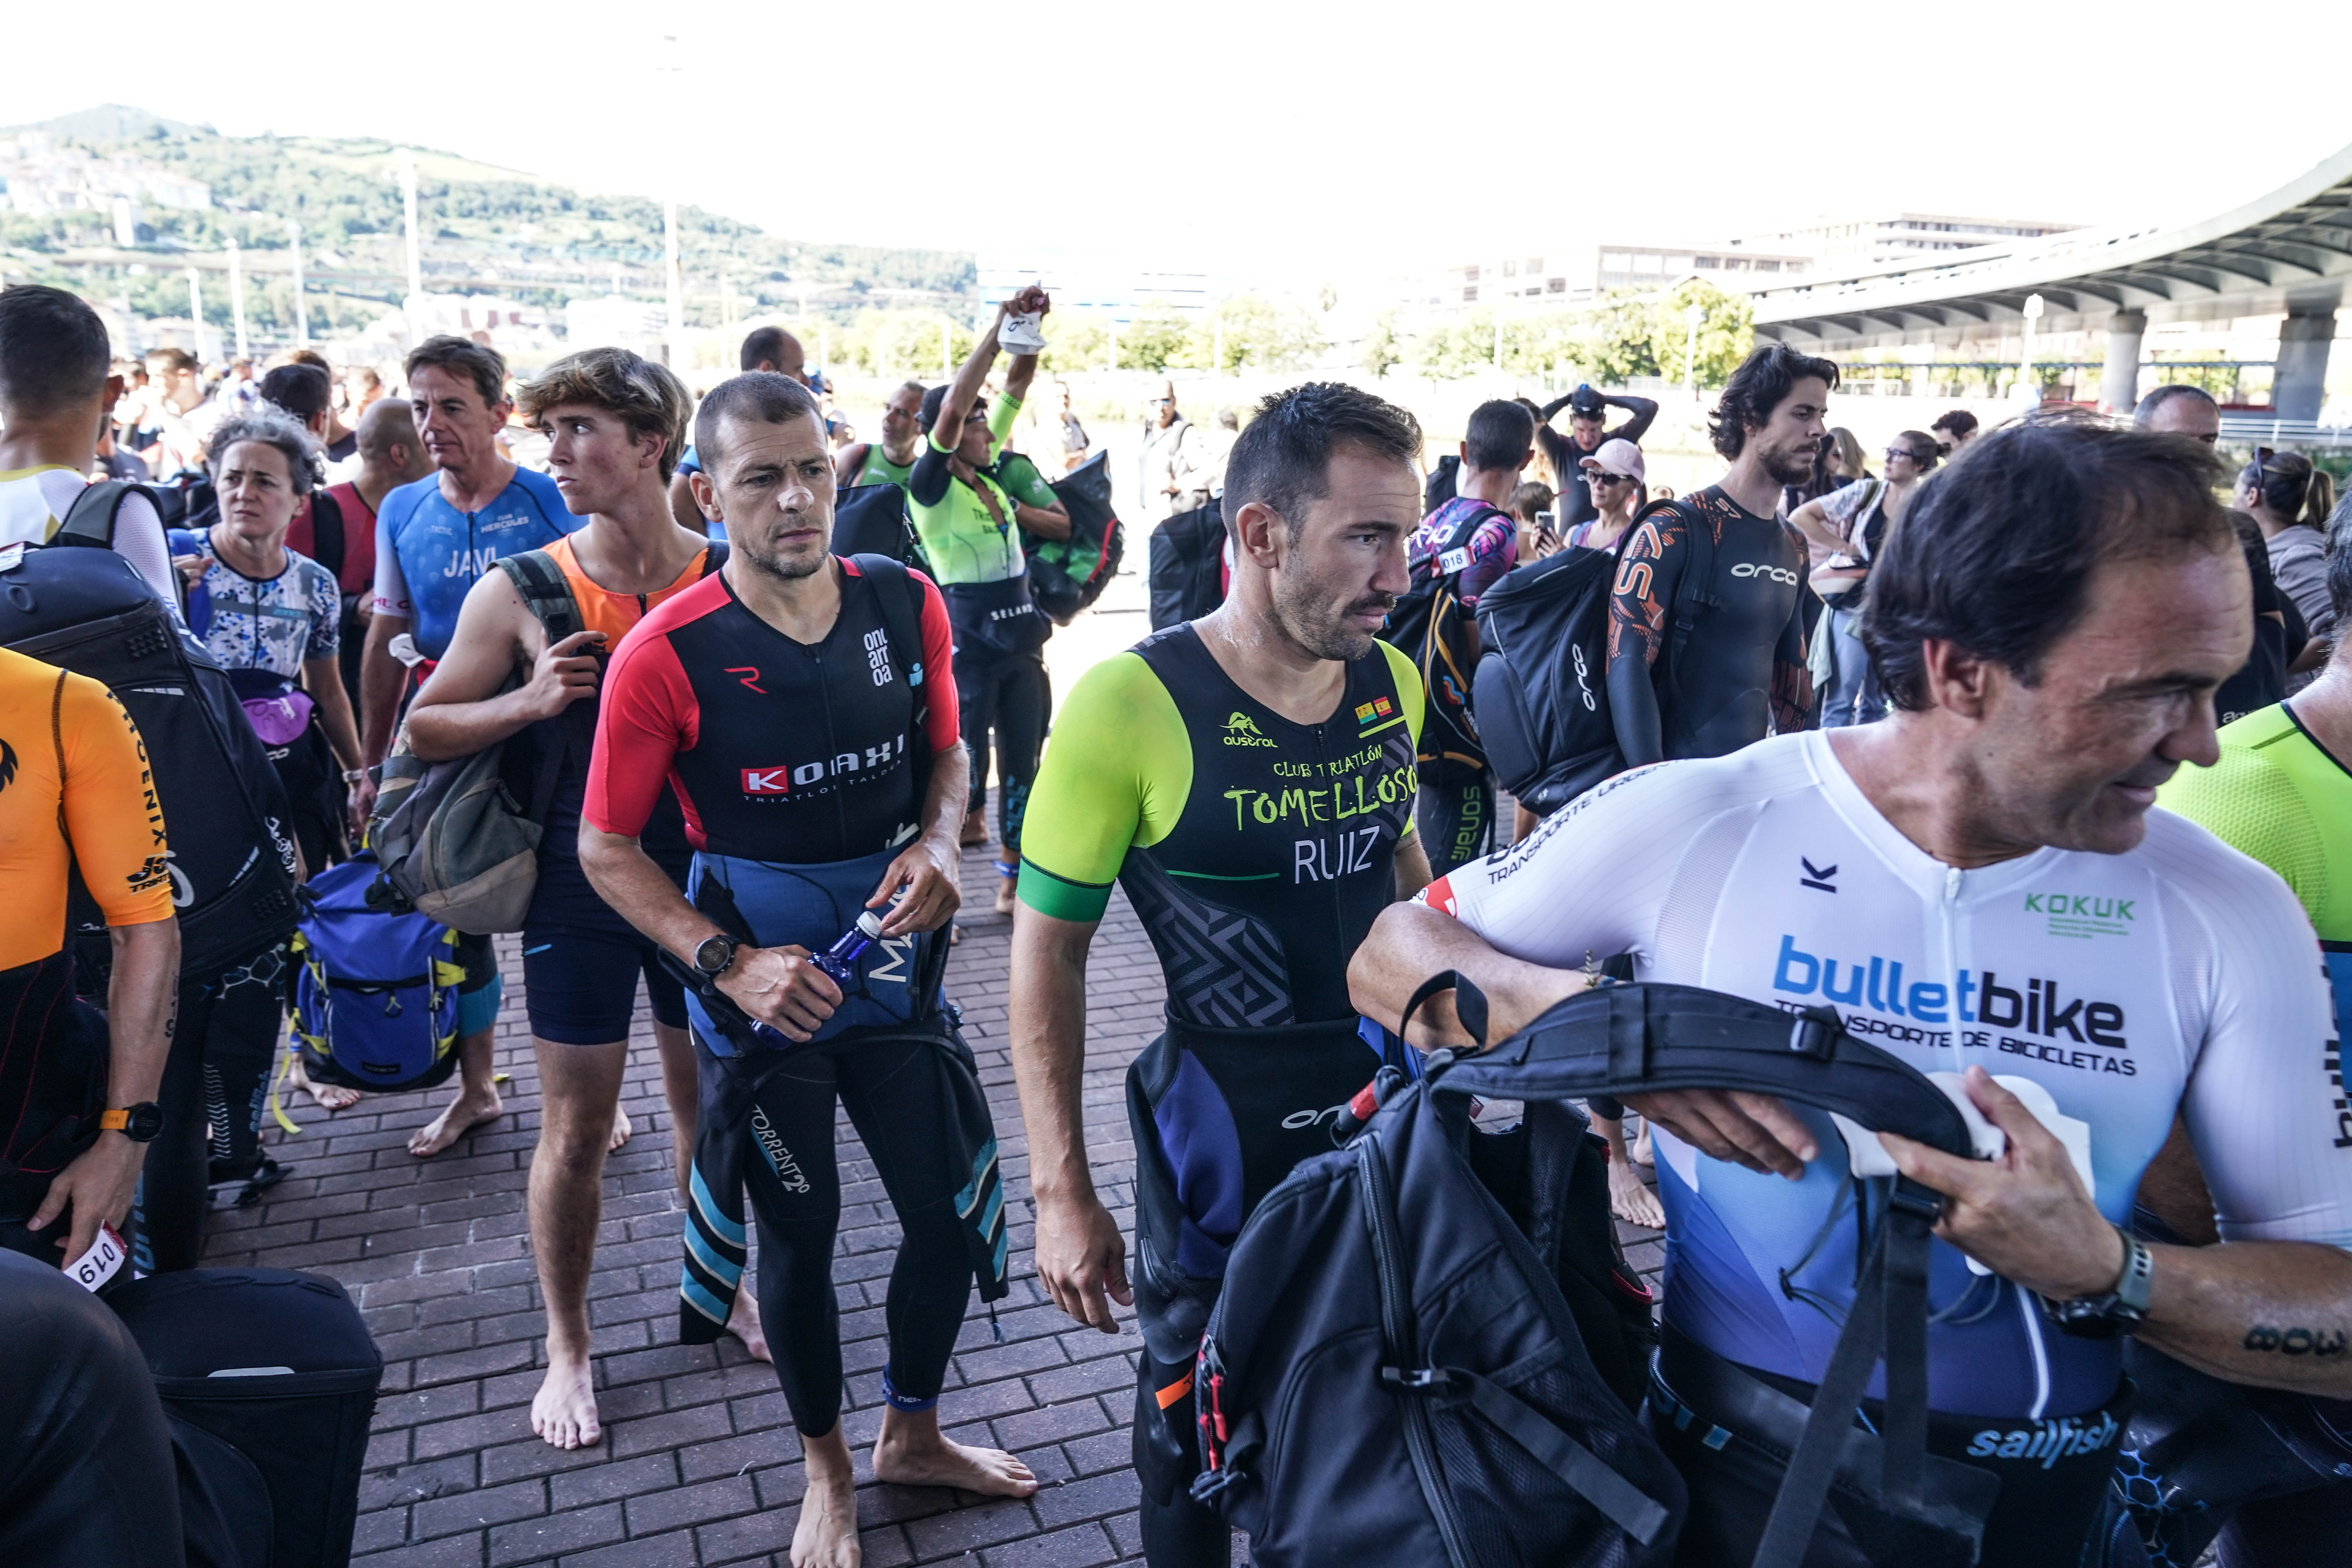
[342, 768, 368, 783]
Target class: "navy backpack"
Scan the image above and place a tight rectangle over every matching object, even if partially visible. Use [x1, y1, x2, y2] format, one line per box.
[290, 853, 464, 1093]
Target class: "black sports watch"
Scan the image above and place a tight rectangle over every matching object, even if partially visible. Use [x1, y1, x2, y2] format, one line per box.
[2045, 1225, 2154, 1339]
[692, 933, 742, 981]
[100, 1102, 164, 1143]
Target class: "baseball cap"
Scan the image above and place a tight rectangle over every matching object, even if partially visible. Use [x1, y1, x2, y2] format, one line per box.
[1578, 438, 1646, 482]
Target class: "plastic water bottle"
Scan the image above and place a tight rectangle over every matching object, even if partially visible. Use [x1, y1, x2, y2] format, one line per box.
[811, 910, 885, 984]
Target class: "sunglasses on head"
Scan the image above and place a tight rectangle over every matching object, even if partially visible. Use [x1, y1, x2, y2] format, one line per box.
[2253, 446, 2272, 491]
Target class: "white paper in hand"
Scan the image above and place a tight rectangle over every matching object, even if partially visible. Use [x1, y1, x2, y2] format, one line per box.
[1830, 1073, 2095, 1278]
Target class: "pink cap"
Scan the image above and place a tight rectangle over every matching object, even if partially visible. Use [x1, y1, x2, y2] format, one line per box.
[1578, 438, 1646, 482]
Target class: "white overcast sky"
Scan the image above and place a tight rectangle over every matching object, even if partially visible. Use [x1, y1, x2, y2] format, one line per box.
[13, 0, 2351, 291]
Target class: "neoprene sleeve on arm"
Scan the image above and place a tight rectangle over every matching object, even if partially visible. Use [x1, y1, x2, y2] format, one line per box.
[1606, 508, 1686, 767]
[1608, 396, 1659, 445]
[907, 436, 954, 510]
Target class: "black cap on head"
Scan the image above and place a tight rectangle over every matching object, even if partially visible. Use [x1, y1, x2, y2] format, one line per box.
[1570, 387, 1606, 419]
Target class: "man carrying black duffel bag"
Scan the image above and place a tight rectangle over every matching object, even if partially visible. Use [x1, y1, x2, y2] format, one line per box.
[1355, 415, 2352, 1567]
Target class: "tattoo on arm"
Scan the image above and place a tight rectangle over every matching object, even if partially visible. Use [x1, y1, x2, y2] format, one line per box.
[2243, 1325, 2350, 1356]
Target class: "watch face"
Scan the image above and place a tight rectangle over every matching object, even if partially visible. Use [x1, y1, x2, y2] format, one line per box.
[695, 936, 733, 975]
[126, 1103, 163, 1141]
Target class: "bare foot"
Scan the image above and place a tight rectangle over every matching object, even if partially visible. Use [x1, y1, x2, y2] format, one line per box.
[994, 875, 1016, 916]
[873, 1428, 1039, 1499]
[948, 922, 962, 947]
[958, 808, 987, 849]
[288, 1054, 361, 1112]
[530, 1352, 601, 1450]
[1630, 1120, 1654, 1168]
[790, 1461, 861, 1568]
[609, 1104, 632, 1152]
[725, 1286, 772, 1363]
[1608, 1158, 1666, 1230]
[408, 1085, 502, 1158]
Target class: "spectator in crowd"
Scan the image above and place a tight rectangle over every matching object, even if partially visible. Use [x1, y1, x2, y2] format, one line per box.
[0, 287, 180, 603]
[1568, 437, 1647, 552]
[345, 365, 387, 421]
[668, 325, 811, 532]
[1204, 407, 1241, 499]
[359, 334, 577, 1160]
[1825, 426, 1869, 485]
[1537, 382, 1660, 529]
[281, 348, 358, 463]
[1929, 407, 1979, 456]
[832, 380, 925, 492]
[1509, 478, 1556, 561]
[2138, 384, 2298, 724]
[1608, 343, 1828, 771]
[2236, 447, 2335, 689]
[1789, 428, 1939, 726]
[1140, 380, 1212, 520]
[2137, 382, 2221, 445]
[138, 345, 215, 472]
[1056, 379, 1090, 472]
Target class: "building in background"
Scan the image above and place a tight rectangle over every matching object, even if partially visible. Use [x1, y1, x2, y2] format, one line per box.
[976, 252, 1211, 321]
[1746, 212, 2081, 268]
[1417, 240, 1814, 312]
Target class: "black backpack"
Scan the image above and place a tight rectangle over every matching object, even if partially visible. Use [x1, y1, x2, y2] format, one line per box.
[1148, 499, 1229, 630]
[1382, 503, 1509, 778]
[1472, 500, 1711, 813]
[0, 482, 301, 980]
[831, 481, 927, 575]
[1021, 450, 1125, 624]
[1190, 974, 1977, 1568]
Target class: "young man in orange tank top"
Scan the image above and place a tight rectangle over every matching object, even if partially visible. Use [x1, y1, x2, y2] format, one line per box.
[404, 348, 767, 1450]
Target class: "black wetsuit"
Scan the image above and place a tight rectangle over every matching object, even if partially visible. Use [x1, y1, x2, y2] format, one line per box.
[1606, 485, 1813, 768]
[1539, 392, 1659, 527]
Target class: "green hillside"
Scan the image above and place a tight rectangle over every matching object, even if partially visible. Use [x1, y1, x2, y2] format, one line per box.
[2, 105, 972, 339]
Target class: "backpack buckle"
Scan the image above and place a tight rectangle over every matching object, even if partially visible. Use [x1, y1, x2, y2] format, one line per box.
[1381, 1365, 1457, 1394]
[1787, 1005, 1842, 1060]
[1888, 1178, 1943, 1221]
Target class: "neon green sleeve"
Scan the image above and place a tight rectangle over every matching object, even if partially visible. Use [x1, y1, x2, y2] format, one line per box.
[1016, 652, 1190, 921]
[2160, 748, 2329, 926]
[1374, 641, 1426, 838]
[989, 393, 1022, 447]
[997, 451, 1062, 512]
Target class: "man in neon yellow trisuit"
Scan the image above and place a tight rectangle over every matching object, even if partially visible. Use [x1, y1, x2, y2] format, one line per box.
[1009, 382, 1434, 1566]
[2158, 516, 2352, 1565]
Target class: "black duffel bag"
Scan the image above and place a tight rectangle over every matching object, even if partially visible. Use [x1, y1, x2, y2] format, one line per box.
[111, 1267, 384, 1568]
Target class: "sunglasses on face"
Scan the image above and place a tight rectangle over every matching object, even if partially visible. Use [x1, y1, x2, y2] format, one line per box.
[1588, 471, 1631, 486]
[1886, 448, 1917, 463]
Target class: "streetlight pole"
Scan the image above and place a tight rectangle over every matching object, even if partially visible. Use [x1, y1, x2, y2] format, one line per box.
[662, 197, 683, 368]
[286, 219, 308, 347]
[1683, 301, 1703, 400]
[2019, 292, 2044, 403]
[227, 240, 250, 361]
[185, 268, 209, 362]
[397, 149, 423, 336]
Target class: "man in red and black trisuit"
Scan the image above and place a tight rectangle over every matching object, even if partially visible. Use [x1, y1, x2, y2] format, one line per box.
[579, 370, 1039, 1568]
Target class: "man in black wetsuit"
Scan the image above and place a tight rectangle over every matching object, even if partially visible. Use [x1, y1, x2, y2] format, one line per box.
[579, 370, 1037, 1567]
[1009, 382, 1436, 1566]
[1539, 382, 1659, 529]
[1607, 344, 1833, 767]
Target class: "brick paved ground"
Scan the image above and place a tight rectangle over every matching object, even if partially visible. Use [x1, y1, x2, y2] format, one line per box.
[202, 831, 1666, 1567]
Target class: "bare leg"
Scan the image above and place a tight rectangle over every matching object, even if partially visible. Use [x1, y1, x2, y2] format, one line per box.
[1597, 1114, 1664, 1230]
[408, 1027, 502, 1157]
[793, 1423, 863, 1568]
[873, 1405, 1038, 1497]
[528, 1037, 628, 1450]
[1514, 802, 1541, 846]
[286, 1051, 361, 1112]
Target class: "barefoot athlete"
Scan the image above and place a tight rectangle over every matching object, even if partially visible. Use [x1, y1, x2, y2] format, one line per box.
[400, 348, 757, 1449]
[357, 335, 577, 1156]
[579, 370, 1036, 1564]
[1351, 417, 2352, 1568]
[1009, 383, 1433, 1566]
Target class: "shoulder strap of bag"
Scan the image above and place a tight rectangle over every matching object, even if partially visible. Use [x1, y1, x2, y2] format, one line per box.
[494, 548, 585, 647]
[56, 479, 155, 547]
[309, 488, 345, 580]
[701, 539, 729, 575]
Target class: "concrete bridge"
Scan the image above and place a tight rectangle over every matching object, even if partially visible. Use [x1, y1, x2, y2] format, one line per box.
[1749, 143, 2352, 421]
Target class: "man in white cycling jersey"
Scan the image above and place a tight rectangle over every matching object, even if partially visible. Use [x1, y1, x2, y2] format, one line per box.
[1352, 414, 2352, 1568]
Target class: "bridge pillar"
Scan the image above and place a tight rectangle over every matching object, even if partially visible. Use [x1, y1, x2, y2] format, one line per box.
[2274, 308, 2338, 423]
[2099, 310, 2146, 414]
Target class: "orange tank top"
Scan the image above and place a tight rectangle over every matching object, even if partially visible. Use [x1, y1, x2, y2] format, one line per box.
[542, 534, 710, 649]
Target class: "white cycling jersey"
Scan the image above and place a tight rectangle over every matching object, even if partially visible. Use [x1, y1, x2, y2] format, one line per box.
[1422, 730, 2350, 1418]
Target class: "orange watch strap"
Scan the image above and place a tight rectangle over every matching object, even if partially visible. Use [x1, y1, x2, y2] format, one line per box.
[99, 1108, 131, 1131]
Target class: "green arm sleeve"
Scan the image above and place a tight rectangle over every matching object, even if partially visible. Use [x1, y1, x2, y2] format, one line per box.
[999, 452, 1062, 512]
[2160, 749, 2328, 925]
[987, 393, 1022, 457]
[1016, 652, 1190, 921]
